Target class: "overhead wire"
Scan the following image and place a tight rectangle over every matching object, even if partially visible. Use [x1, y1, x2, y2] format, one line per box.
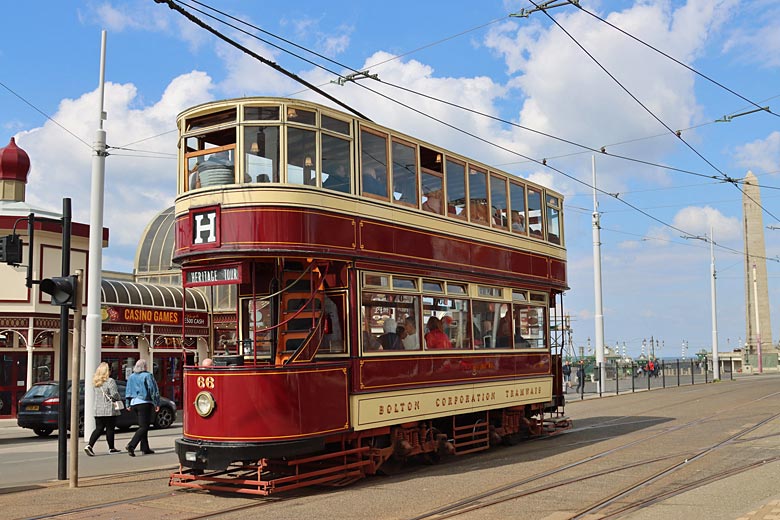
[575, 3, 778, 120]
[529, 0, 780, 225]
[0, 80, 92, 149]
[157, 0, 769, 257]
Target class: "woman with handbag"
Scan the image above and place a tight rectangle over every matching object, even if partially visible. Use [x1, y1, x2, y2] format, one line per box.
[124, 359, 160, 457]
[84, 362, 122, 456]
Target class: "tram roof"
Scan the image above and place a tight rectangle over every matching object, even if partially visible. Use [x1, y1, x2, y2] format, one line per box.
[101, 278, 208, 311]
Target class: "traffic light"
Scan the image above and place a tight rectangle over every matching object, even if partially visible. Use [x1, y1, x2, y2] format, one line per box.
[0, 234, 23, 265]
[40, 276, 77, 308]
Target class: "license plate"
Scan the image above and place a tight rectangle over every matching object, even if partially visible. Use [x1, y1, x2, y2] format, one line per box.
[26, 405, 39, 411]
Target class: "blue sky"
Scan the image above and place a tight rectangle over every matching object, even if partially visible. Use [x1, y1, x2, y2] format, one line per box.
[1, 0, 778, 358]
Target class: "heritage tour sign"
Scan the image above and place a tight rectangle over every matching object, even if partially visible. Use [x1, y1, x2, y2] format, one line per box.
[183, 263, 243, 287]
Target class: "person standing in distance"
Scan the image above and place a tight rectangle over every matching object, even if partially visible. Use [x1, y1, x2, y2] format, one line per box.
[84, 362, 122, 456]
[124, 359, 160, 456]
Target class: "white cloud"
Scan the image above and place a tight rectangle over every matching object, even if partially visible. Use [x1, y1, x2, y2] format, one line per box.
[482, 0, 736, 196]
[15, 71, 215, 271]
[672, 205, 741, 240]
[722, 2, 780, 67]
[734, 131, 780, 174]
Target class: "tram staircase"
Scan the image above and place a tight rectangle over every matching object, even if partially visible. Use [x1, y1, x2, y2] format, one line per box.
[277, 268, 325, 364]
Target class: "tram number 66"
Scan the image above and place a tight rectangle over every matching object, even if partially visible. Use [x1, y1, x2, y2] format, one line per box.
[196, 376, 215, 389]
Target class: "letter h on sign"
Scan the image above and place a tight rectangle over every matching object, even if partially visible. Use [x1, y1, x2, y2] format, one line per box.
[193, 211, 217, 245]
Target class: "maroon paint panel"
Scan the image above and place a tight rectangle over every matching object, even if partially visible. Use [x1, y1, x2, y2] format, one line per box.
[352, 352, 551, 393]
[175, 207, 565, 286]
[182, 365, 349, 441]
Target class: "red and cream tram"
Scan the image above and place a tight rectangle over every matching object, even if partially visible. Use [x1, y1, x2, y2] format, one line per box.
[169, 97, 570, 494]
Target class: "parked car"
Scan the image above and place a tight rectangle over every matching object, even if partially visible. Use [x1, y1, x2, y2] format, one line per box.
[17, 380, 177, 437]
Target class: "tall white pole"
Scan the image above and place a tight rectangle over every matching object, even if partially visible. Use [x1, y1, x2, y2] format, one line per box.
[592, 156, 606, 389]
[752, 262, 762, 373]
[709, 226, 719, 380]
[84, 31, 108, 440]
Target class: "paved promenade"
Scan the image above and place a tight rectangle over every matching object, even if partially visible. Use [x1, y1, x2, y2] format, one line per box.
[2, 375, 780, 519]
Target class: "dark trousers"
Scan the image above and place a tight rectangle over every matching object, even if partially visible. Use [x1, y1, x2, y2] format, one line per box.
[88, 415, 117, 449]
[128, 403, 154, 452]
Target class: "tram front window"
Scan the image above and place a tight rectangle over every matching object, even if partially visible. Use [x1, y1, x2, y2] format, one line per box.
[245, 126, 279, 183]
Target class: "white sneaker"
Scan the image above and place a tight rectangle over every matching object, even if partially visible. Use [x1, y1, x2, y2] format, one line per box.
[84, 445, 95, 457]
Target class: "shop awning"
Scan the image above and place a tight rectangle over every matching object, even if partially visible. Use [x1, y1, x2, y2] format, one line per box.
[101, 279, 208, 312]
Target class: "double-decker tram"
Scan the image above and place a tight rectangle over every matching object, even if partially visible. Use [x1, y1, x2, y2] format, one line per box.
[169, 97, 570, 495]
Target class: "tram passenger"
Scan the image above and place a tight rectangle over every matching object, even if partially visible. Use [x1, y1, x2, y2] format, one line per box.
[323, 296, 343, 351]
[422, 189, 443, 214]
[379, 318, 404, 350]
[424, 316, 451, 349]
[402, 317, 420, 350]
[362, 166, 387, 197]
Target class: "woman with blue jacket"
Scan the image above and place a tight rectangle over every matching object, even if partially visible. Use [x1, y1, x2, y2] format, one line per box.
[124, 359, 160, 457]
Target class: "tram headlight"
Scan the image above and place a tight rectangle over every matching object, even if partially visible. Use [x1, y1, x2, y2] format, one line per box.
[194, 391, 215, 417]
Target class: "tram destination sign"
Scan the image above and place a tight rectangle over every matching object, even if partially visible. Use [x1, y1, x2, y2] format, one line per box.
[184, 263, 243, 287]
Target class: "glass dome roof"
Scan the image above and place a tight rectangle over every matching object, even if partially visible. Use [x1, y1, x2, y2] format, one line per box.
[135, 205, 176, 275]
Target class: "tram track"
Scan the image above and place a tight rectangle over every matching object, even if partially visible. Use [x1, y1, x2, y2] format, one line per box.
[407, 395, 780, 520]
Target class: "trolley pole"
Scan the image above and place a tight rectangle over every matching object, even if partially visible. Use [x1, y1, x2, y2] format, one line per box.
[591, 156, 606, 392]
[709, 227, 719, 380]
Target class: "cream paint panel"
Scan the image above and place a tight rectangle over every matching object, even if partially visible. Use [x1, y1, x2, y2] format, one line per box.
[0, 263, 29, 301]
[349, 377, 552, 431]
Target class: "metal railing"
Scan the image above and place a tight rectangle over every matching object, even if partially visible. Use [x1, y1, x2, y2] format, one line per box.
[565, 359, 733, 399]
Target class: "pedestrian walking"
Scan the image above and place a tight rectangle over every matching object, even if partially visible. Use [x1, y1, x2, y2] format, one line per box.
[124, 359, 160, 457]
[575, 361, 585, 392]
[562, 360, 572, 393]
[84, 362, 122, 456]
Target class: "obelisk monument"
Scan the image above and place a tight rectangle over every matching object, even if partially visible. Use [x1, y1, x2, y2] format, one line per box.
[742, 171, 773, 361]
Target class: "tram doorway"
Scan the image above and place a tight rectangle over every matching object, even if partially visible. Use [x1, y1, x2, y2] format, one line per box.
[0, 353, 27, 417]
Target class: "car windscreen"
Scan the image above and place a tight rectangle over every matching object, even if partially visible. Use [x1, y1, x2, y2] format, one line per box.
[23, 385, 58, 399]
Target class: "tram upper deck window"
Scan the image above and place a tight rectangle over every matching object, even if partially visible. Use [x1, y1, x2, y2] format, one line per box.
[446, 159, 466, 220]
[421, 171, 443, 215]
[287, 107, 316, 125]
[469, 168, 489, 225]
[321, 133, 351, 193]
[360, 130, 389, 199]
[391, 140, 418, 206]
[185, 108, 236, 132]
[322, 114, 351, 135]
[245, 126, 279, 183]
[187, 146, 236, 190]
[244, 106, 280, 121]
[287, 127, 317, 186]
[528, 188, 543, 239]
[546, 194, 561, 245]
[490, 174, 509, 230]
[509, 182, 526, 234]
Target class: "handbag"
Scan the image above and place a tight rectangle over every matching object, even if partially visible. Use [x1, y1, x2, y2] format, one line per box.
[101, 385, 124, 411]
